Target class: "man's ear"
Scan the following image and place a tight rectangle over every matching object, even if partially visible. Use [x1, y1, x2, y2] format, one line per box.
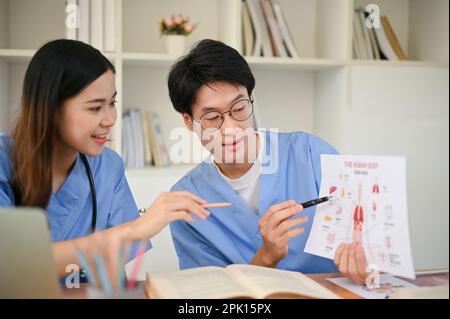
[182, 113, 193, 131]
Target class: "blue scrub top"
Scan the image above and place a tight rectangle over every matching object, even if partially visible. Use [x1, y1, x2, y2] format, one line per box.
[170, 130, 339, 274]
[0, 132, 150, 250]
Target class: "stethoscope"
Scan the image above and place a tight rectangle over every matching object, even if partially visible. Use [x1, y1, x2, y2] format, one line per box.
[78, 154, 97, 283]
[79, 154, 97, 233]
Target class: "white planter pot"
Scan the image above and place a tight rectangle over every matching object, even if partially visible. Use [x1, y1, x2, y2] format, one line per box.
[164, 35, 187, 57]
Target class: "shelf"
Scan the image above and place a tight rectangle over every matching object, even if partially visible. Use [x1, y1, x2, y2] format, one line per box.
[0, 49, 35, 63]
[245, 57, 346, 71]
[121, 53, 350, 71]
[0, 49, 118, 64]
[121, 53, 348, 70]
[2, 49, 446, 70]
[349, 59, 449, 69]
[121, 52, 178, 67]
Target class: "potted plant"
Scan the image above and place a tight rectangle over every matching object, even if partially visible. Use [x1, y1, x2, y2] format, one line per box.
[158, 14, 196, 56]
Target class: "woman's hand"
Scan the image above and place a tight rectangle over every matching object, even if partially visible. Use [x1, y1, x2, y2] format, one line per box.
[55, 191, 209, 285]
[251, 200, 307, 267]
[74, 229, 128, 291]
[127, 191, 210, 241]
[334, 242, 368, 286]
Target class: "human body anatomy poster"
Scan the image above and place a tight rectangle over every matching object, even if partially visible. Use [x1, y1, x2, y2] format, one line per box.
[305, 155, 415, 279]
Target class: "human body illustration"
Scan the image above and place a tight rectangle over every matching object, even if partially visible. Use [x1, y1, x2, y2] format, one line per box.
[353, 183, 364, 244]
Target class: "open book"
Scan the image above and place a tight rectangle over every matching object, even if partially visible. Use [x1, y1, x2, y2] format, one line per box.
[146, 264, 341, 299]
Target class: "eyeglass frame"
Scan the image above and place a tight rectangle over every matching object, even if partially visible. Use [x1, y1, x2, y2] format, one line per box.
[192, 97, 255, 132]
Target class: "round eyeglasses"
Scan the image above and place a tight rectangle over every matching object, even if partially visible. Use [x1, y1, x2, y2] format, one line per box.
[193, 98, 254, 132]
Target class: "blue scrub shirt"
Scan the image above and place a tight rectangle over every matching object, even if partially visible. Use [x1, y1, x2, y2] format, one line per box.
[170, 130, 339, 274]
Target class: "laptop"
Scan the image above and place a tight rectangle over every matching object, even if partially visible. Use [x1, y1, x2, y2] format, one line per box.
[0, 208, 62, 298]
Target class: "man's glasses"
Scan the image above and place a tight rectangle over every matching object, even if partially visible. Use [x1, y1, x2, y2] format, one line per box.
[193, 98, 254, 132]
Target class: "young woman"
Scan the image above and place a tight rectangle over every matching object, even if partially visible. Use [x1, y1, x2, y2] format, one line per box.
[0, 39, 210, 282]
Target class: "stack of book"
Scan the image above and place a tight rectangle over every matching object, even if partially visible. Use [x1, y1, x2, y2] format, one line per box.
[242, 0, 299, 58]
[353, 8, 407, 60]
[65, 0, 116, 52]
[122, 109, 171, 169]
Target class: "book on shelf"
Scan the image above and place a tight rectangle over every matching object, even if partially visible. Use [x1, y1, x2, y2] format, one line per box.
[243, 0, 262, 56]
[146, 264, 341, 299]
[260, 0, 288, 58]
[242, 0, 255, 57]
[131, 109, 146, 168]
[122, 109, 170, 169]
[64, 0, 116, 52]
[352, 8, 407, 61]
[357, 8, 374, 60]
[243, 0, 298, 58]
[272, 2, 299, 58]
[259, 0, 278, 57]
[122, 109, 144, 169]
[121, 114, 130, 167]
[149, 112, 171, 167]
[381, 16, 407, 60]
[373, 18, 398, 61]
[246, 0, 273, 57]
[141, 112, 153, 166]
[353, 10, 368, 59]
[367, 26, 381, 60]
[352, 17, 361, 60]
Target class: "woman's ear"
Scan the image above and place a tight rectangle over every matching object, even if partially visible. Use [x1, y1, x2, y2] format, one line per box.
[182, 113, 193, 131]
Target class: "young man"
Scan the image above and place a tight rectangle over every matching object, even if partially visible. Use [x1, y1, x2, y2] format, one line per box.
[167, 39, 368, 285]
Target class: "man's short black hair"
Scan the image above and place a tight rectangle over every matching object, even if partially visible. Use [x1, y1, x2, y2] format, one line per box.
[168, 39, 255, 116]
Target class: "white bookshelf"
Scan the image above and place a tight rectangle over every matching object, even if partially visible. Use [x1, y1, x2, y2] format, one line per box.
[0, 0, 448, 270]
[1, 0, 447, 151]
[0, 0, 448, 167]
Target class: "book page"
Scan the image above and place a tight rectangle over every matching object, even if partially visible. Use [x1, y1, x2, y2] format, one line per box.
[328, 274, 417, 299]
[147, 266, 255, 299]
[227, 264, 340, 299]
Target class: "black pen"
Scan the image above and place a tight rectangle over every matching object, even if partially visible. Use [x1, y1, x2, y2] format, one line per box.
[301, 196, 334, 209]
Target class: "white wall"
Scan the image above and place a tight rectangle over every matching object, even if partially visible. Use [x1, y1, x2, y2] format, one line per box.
[0, 62, 8, 132]
[124, 167, 196, 279]
[409, 0, 449, 62]
[344, 66, 449, 269]
[0, 0, 9, 48]
[7, 63, 26, 127]
[252, 69, 316, 133]
[8, 0, 65, 50]
[277, 0, 316, 58]
[123, 0, 220, 53]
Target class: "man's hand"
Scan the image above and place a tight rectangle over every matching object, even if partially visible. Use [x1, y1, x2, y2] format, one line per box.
[251, 200, 308, 267]
[334, 242, 368, 286]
